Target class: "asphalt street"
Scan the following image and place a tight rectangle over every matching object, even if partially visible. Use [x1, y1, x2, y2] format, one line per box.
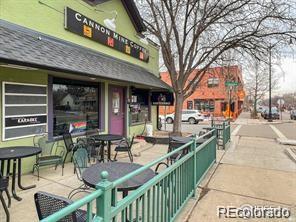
[227, 111, 296, 140]
[161, 122, 209, 134]
[161, 120, 238, 135]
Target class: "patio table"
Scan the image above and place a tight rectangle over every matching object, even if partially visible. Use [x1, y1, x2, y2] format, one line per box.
[92, 134, 123, 162]
[82, 162, 155, 197]
[172, 136, 208, 146]
[0, 146, 41, 201]
[171, 136, 193, 143]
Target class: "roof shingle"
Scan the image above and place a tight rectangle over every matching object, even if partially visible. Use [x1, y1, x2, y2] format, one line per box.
[0, 21, 169, 90]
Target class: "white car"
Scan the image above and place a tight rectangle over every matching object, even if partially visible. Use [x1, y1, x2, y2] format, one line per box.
[165, 110, 204, 124]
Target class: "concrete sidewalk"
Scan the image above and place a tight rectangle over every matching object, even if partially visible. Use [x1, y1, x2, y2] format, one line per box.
[185, 112, 296, 222]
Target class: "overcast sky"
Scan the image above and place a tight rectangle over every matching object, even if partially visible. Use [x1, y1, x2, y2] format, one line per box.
[275, 57, 296, 95]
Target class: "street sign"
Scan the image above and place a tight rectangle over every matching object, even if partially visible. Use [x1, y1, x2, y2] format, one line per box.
[225, 81, 239, 87]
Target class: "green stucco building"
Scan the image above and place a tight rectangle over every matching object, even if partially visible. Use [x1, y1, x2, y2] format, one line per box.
[0, 0, 170, 173]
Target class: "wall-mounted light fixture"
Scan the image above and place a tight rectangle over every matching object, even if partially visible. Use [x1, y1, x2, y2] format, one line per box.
[95, 9, 118, 31]
[140, 37, 149, 45]
[136, 33, 149, 45]
[84, 0, 111, 6]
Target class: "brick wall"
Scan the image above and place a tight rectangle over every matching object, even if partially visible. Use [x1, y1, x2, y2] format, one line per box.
[159, 66, 245, 119]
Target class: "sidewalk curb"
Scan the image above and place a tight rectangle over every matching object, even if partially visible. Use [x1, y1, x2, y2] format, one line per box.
[234, 118, 294, 125]
[276, 138, 296, 146]
[285, 148, 296, 163]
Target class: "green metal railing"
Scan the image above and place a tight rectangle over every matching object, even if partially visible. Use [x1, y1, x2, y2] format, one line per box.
[41, 130, 217, 222]
[210, 119, 231, 149]
[223, 124, 231, 147]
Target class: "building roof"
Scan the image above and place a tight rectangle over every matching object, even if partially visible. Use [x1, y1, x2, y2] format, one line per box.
[84, 0, 146, 33]
[0, 21, 170, 90]
[121, 0, 146, 33]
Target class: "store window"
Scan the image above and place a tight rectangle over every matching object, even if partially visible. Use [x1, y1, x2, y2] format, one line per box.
[194, 100, 215, 112]
[208, 78, 219, 88]
[221, 102, 227, 112]
[187, 101, 193, 110]
[130, 89, 150, 124]
[221, 102, 235, 112]
[53, 80, 99, 136]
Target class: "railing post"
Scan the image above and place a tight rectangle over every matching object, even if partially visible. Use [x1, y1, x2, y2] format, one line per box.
[222, 122, 226, 149]
[214, 132, 217, 162]
[191, 135, 197, 197]
[228, 125, 231, 142]
[95, 171, 113, 222]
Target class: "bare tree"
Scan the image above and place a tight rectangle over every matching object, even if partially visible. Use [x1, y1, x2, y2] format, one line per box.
[136, 0, 296, 134]
[283, 92, 296, 107]
[244, 59, 278, 118]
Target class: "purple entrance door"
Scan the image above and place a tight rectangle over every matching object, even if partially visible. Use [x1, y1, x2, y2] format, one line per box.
[109, 86, 125, 135]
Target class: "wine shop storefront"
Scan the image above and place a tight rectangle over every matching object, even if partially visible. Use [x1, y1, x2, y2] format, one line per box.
[0, 0, 171, 173]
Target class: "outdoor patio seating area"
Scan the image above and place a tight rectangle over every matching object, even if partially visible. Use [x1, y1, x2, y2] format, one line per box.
[0, 139, 169, 222]
[0, 120, 230, 222]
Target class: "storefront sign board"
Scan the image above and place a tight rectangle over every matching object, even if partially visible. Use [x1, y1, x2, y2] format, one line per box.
[65, 7, 149, 62]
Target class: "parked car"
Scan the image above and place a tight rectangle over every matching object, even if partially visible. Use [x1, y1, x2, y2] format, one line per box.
[260, 106, 269, 117]
[257, 106, 266, 113]
[165, 110, 204, 124]
[290, 110, 296, 120]
[261, 107, 280, 119]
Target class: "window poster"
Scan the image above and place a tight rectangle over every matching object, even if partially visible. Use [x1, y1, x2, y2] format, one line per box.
[112, 92, 120, 114]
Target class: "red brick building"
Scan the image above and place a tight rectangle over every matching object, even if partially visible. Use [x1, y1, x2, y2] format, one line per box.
[160, 65, 245, 119]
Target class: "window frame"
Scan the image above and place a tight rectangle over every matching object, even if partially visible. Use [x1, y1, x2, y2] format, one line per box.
[52, 78, 100, 137]
[129, 88, 151, 125]
[207, 77, 219, 88]
[194, 99, 215, 112]
[2, 81, 48, 141]
[187, 101, 193, 110]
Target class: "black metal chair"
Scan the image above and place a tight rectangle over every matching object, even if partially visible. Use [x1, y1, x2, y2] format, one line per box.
[0, 172, 10, 222]
[154, 135, 191, 174]
[77, 129, 102, 162]
[113, 136, 135, 162]
[166, 137, 190, 164]
[154, 149, 183, 175]
[62, 133, 78, 168]
[198, 130, 206, 137]
[68, 146, 93, 199]
[34, 191, 88, 222]
[155, 162, 170, 175]
[33, 133, 65, 180]
[76, 137, 95, 162]
[199, 129, 214, 139]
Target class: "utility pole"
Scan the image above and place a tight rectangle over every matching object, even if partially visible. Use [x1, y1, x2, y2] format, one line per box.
[268, 45, 273, 122]
[228, 86, 232, 119]
[292, 92, 295, 109]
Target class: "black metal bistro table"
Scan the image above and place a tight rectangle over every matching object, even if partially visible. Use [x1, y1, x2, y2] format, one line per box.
[0, 146, 41, 201]
[82, 162, 155, 197]
[171, 136, 193, 144]
[172, 136, 209, 146]
[92, 134, 123, 162]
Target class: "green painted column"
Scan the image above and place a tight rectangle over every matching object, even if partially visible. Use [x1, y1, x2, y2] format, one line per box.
[95, 171, 113, 222]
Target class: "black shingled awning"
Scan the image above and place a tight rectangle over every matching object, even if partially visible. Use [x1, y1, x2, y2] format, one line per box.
[0, 20, 170, 90]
